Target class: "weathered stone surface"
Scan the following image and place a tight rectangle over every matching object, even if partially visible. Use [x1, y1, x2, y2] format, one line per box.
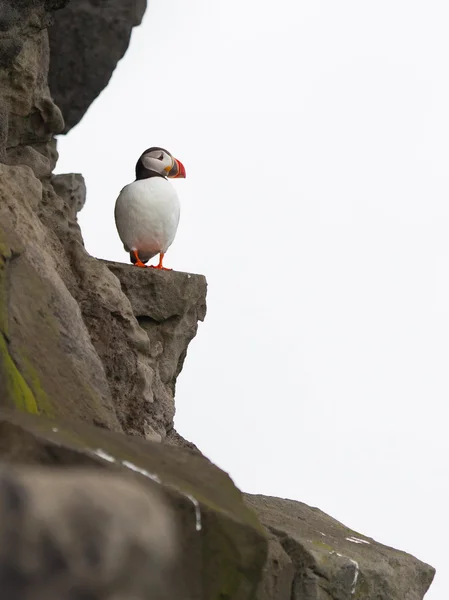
[0, 0, 64, 160]
[0, 464, 177, 600]
[51, 172, 86, 219]
[245, 494, 435, 600]
[166, 427, 203, 453]
[105, 261, 207, 438]
[255, 530, 294, 600]
[5, 145, 53, 178]
[48, 0, 147, 132]
[0, 409, 268, 600]
[0, 163, 121, 430]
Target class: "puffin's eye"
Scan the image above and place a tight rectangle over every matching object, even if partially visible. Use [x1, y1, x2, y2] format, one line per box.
[158, 153, 164, 160]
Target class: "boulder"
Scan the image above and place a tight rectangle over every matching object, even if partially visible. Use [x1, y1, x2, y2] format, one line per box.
[245, 494, 435, 600]
[0, 408, 268, 600]
[0, 465, 177, 600]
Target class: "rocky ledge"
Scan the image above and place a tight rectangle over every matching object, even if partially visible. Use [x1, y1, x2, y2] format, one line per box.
[247, 495, 434, 600]
[0, 0, 435, 598]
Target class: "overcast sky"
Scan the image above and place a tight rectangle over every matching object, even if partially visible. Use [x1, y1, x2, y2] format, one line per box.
[55, 1, 449, 597]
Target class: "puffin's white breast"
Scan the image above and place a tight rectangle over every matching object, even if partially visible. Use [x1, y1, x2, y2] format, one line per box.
[114, 177, 180, 257]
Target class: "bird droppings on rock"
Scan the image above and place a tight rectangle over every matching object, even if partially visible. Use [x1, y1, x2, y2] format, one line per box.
[332, 551, 360, 595]
[121, 459, 162, 483]
[346, 536, 371, 545]
[95, 451, 203, 533]
[120, 459, 203, 535]
[185, 493, 202, 532]
[92, 448, 116, 464]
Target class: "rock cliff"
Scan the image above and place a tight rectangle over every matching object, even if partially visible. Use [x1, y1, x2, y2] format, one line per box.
[0, 0, 435, 598]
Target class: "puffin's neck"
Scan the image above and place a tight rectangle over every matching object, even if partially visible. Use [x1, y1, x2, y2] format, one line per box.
[135, 159, 166, 181]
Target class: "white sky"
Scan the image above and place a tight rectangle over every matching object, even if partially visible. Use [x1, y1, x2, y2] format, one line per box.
[55, 2, 449, 597]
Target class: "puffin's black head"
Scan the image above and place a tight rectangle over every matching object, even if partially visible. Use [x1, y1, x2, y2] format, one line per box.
[135, 147, 186, 181]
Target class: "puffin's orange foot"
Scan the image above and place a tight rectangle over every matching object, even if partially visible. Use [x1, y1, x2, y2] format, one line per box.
[152, 253, 172, 271]
[132, 250, 147, 268]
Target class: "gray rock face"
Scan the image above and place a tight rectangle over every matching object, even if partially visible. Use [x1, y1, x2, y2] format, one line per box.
[0, 163, 121, 431]
[245, 494, 435, 600]
[105, 261, 207, 439]
[0, 0, 64, 161]
[0, 409, 268, 600]
[48, 0, 147, 132]
[51, 172, 87, 218]
[0, 465, 177, 600]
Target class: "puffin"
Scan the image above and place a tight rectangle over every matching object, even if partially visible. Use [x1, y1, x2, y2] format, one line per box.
[114, 146, 186, 270]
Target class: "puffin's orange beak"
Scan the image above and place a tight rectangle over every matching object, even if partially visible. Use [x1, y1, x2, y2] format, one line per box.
[167, 157, 186, 179]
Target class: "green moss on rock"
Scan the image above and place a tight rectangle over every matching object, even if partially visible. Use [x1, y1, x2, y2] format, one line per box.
[0, 238, 39, 415]
[0, 334, 40, 414]
[0, 232, 53, 416]
[17, 354, 54, 417]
